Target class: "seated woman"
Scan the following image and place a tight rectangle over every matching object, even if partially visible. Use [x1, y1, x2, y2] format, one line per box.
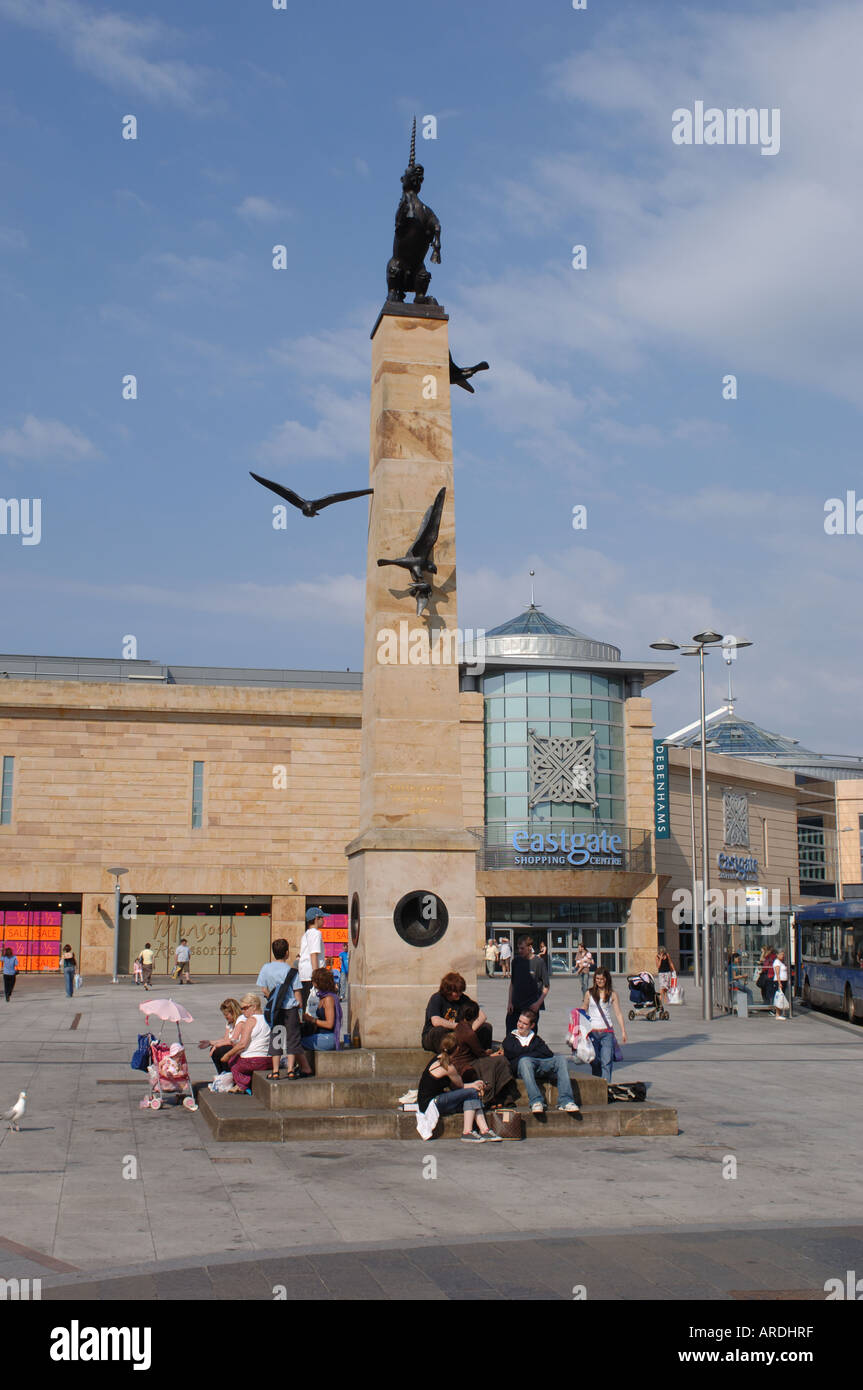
[421, 971, 492, 1053]
[450, 1003, 519, 1108]
[416, 1035, 502, 1143]
[198, 998, 242, 1073]
[221, 994, 271, 1093]
[302, 967, 342, 1051]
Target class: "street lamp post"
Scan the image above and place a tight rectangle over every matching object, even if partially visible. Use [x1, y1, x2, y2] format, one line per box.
[106, 866, 129, 984]
[651, 631, 752, 1021]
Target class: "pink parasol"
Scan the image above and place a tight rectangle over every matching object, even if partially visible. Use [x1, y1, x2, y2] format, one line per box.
[139, 998, 193, 1023]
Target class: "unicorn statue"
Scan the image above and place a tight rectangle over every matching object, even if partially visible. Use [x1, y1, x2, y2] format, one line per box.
[386, 117, 442, 305]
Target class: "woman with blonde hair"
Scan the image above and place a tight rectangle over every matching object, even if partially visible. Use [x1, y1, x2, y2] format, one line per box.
[198, 998, 243, 1074]
[221, 994, 271, 1093]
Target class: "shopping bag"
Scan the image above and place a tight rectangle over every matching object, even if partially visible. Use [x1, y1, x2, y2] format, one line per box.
[575, 1035, 595, 1064]
[74, 973, 83, 991]
[773, 987, 789, 1011]
[667, 986, 685, 1005]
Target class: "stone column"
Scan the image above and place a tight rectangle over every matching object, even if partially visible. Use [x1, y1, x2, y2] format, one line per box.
[346, 306, 478, 1047]
[80, 891, 114, 975]
[624, 696, 658, 972]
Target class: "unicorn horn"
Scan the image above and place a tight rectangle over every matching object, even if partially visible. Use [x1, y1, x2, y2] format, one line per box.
[409, 115, 416, 167]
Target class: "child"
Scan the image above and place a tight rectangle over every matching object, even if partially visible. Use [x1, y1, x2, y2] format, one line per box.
[133, 954, 143, 986]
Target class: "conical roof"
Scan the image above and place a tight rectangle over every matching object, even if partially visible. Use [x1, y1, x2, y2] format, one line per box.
[481, 605, 621, 664]
[485, 606, 589, 639]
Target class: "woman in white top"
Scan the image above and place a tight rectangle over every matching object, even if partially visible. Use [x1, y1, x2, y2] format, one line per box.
[222, 994, 271, 1092]
[772, 950, 790, 1020]
[582, 968, 628, 1082]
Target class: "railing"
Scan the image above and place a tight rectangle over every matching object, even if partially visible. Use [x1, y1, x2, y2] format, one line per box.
[469, 822, 653, 873]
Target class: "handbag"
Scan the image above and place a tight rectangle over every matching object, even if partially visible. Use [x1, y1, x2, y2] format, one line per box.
[596, 999, 623, 1062]
[487, 1108, 524, 1140]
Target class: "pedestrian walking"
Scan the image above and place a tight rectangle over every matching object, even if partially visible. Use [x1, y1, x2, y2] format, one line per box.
[61, 944, 77, 998]
[2, 947, 19, 1002]
[772, 950, 790, 1020]
[574, 940, 594, 993]
[140, 942, 154, 991]
[655, 946, 676, 1008]
[582, 968, 627, 1083]
[498, 937, 512, 977]
[505, 936, 549, 1035]
[175, 938, 191, 984]
[132, 953, 143, 986]
[484, 938, 499, 977]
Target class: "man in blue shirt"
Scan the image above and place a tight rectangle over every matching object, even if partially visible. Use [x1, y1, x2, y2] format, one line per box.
[255, 938, 310, 1079]
[338, 947, 349, 1002]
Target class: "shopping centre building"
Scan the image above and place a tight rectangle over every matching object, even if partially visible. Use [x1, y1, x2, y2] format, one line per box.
[2, 615, 861, 980]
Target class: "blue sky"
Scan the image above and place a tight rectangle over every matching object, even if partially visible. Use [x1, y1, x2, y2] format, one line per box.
[1, 0, 861, 751]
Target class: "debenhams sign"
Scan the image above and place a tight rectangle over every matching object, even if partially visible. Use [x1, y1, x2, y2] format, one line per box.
[511, 829, 623, 868]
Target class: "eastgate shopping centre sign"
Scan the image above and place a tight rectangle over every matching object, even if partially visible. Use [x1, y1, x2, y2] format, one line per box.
[717, 852, 759, 882]
[511, 829, 624, 868]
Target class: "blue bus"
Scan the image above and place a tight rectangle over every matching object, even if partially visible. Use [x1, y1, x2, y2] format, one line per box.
[796, 900, 863, 1024]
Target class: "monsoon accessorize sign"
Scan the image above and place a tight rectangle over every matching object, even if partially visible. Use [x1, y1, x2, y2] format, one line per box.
[510, 829, 623, 868]
[653, 740, 670, 839]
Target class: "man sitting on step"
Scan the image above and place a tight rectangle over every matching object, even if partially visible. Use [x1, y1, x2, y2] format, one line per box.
[502, 1012, 580, 1115]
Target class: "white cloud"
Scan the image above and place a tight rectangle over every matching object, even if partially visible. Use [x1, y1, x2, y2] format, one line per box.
[0, 0, 211, 108]
[270, 324, 371, 383]
[258, 389, 369, 465]
[0, 414, 99, 463]
[47, 574, 365, 627]
[147, 251, 247, 302]
[236, 196, 290, 225]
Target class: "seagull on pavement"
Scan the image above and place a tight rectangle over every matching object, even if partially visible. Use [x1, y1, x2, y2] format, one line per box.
[3, 1091, 26, 1131]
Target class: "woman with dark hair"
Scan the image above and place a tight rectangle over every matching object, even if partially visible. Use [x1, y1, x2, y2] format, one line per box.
[422, 972, 491, 1053]
[302, 967, 342, 1050]
[450, 1002, 519, 1108]
[582, 968, 627, 1083]
[61, 944, 77, 998]
[2, 947, 19, 1002]
[416, 1036, 502, 1143]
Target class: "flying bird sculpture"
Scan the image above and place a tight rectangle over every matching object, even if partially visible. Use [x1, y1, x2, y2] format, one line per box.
[250, 472, 373, 517]
[3, 1091, 26, 1132]
[377, 486, 446, 616]
[449, 352, 489, 394]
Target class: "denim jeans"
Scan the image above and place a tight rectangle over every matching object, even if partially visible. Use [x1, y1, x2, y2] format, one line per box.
[589, 1030, 615, 1082]
[434, 1087, 483, 1116]
[517, 1055, 576, 1108]
[302, 1032, 337, 1051]
[64, 965, 75, 998]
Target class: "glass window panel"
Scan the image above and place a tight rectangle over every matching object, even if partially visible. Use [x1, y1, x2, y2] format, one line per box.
[527, 671, 549, 692]
[600, 929, 616, 949]
[505, 722, 527, 745]
[597, 798, 614, 821]
[600, 952, 618, 971]
[606, 679, 624, 700]
[549, 671, 571, 693]
[531, 803, 551, 820]
[596, 773, 613, 795]
[551, 931, 569, 948]
[505, 771, 528, 795]
[529, 722, 550, 739]
[609, 724, 624, 748]
[550, 721, 571, 737]
[504, 697, 526, 718]
[486, 771, 505, 794]
[192, 761, 204, 829]
[506, 796, 529, 820]
[596, 747, 611, 771]
[531, 902, 551, 921]
[504, 744, 526, 768]
[571, 722, 592, 740]
[483, 674, 505, 694]
[504, 672, 526, 694]
[485, 721, 505, 742]
[550, 697, 571, 719]
[590, 675, 609, 695]
[581, 929, 598, 949]
[487, 745, 506, 769]
[527, 697, 549, 718]
[0, 755, 13, 825]
[485, 796, 506, 820]
[572, 698, 591, 717]
[509, 901, 530, 919]
[591, 700, 611, 722]
[570, 673, 591, 695]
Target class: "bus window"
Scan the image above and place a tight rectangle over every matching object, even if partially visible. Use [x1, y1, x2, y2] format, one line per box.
[819, 924, 835, 960]
[854, 926, 863, 969]
[840, 926, 855, 967]
[801, 924, 817, 958]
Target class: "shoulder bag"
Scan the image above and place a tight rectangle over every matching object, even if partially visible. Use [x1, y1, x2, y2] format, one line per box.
[596, 998, 624, 1062]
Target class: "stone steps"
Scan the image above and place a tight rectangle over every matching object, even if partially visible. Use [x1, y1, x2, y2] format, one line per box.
[197, 1089, 679, 1143]
[250, 1071, 609, 1110]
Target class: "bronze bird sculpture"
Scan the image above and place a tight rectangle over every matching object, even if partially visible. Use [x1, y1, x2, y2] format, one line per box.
[250, 472, 373, 517]
[449, 352, 489, 394]
[377, 486, 446, 616]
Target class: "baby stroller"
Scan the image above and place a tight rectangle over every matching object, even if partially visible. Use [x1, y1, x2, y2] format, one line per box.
[136, 999, 198, 1110]
[627, 973, 669, 1022]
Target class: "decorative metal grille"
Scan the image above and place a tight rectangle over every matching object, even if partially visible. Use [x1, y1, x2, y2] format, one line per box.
[723, 788, 749, 847]
[528, 730, 596, 807]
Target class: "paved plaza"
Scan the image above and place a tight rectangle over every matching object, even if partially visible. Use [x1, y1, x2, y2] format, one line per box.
[1, 971, 860, 1300]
